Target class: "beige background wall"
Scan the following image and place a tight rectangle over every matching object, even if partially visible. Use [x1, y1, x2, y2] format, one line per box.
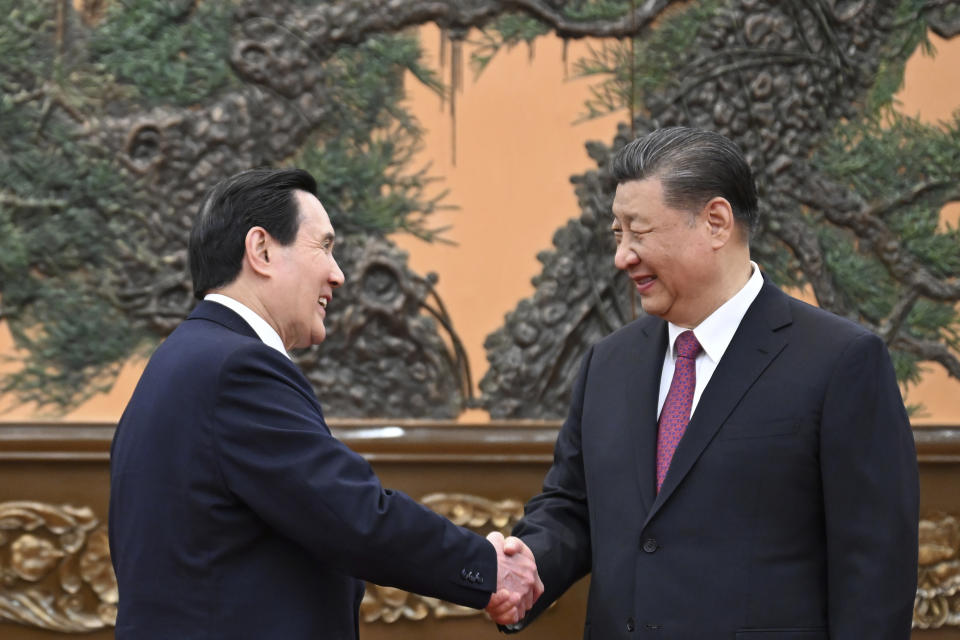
[0, 27, 957, 424]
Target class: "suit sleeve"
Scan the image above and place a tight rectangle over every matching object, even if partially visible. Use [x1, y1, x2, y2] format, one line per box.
[819, 331, 919, 639]
[502, 347, 595, 632]
[209, 344, 496, 609]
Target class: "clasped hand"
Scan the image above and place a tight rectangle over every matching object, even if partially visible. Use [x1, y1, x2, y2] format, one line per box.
[484, 531, 544, 625]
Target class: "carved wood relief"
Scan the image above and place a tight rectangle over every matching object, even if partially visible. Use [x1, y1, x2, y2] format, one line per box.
[0, 502, 117, 633]
[915, 513, 960, 630]
[3, 497, 958, 632]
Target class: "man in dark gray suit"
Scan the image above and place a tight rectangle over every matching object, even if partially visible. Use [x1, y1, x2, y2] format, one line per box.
[496, 128, 918, 638]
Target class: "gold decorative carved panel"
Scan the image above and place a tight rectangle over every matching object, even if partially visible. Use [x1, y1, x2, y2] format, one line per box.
[419, 493, 524, 532]
[4, 498, 960, 632]
[0, 502, 117, 632]
[915, 513, 960, 629]
[0, 495, 528, 632]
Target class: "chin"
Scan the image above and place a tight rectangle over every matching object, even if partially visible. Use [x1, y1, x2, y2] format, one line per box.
[639, 301, 666, 319]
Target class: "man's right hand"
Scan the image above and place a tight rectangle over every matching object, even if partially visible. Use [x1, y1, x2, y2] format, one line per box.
[485, 531, 544, 625]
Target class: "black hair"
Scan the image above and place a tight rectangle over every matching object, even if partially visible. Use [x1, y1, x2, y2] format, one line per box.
[188, 168, 318, 299]
[612, 127, 759, 236]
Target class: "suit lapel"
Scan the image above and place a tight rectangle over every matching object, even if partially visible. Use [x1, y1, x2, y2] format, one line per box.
[642, 282, 792, 528]
[626, 319, 668, 515]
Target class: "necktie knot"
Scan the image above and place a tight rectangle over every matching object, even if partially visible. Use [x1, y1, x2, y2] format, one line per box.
[675, 330, 701, 360]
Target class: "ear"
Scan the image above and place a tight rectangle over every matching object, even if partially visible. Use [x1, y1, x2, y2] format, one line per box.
[243, 226, 274, 277]
[702, 196, 736, 249]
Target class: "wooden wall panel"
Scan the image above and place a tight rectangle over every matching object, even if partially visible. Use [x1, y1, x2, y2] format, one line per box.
[0, 423, 956, 638]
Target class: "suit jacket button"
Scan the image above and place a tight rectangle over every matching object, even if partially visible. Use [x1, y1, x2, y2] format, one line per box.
[642, 538, 659, 553]
[626, 617, 636, 632]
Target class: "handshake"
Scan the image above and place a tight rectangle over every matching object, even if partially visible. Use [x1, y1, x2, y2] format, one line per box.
[484, 531, 545, 625]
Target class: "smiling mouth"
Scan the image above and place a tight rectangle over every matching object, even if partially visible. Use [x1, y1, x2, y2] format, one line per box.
[318, 297, 328, 308]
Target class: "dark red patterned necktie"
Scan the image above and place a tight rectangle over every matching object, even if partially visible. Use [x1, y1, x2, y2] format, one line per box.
[656, 330, 702, 492]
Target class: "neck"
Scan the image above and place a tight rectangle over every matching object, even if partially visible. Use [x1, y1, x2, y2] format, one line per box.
[716, 256, 753, 307]
[677, 254, 753, 329]
[211, 282, 283, 343]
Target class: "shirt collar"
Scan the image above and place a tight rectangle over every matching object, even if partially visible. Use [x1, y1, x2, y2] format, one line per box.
[203, 293, 290, 359]
[666, 261, 764, 363]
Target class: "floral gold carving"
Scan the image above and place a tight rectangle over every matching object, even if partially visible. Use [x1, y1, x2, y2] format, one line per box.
[11, 535, 64, 582]
[915, 513, 960, 629]
[0, 501, 117, 632]
[360, 587, 483, 624]
[360, 493, 525, 624]
[419, 493, 525, 533]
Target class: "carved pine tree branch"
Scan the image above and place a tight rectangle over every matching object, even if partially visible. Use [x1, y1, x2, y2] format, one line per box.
[235, 0, 685, 56]
[794, 176, 960, 302]
[882, 287, 921, 344]
[894, 334, 960, 379]
[769, 212, 855, 320]
[923, 0, 960, 38]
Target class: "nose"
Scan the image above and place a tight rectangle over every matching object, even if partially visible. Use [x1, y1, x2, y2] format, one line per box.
[614, 240, 638, 271]
[330, 256, 345, 288]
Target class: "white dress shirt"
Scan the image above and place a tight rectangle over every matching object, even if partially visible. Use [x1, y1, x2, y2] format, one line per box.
[204, 293, 290, 359]
[656, 261, 764, 418]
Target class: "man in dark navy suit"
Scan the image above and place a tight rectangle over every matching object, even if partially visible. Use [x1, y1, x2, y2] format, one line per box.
[497, 128, 919, 638]
[109, 168, 542, 639]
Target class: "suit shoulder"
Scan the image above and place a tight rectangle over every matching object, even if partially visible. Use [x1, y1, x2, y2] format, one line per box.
[149, 317, 297, 382]
[156, 317, 258, 362]
[143, 319, 318, 413]
[781, 291, 874, 340]
[766, 288, 892, 364]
